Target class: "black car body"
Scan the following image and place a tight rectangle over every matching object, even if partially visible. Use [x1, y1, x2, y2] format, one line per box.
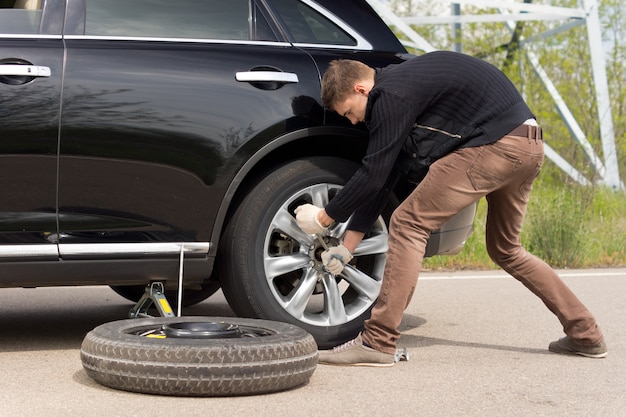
[0, 0, 475, 347]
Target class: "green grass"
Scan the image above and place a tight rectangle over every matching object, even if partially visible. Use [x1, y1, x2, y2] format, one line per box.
[422, 180, 626, 271]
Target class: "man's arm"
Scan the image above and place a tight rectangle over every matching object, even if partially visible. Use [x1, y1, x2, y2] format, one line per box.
[324, 91, 416, 223]
[342, 230, 365, 252]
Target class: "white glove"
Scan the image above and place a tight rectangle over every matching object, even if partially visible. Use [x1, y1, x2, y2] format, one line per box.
[294, 204, 327, 235]
[321, 245, 353, 275]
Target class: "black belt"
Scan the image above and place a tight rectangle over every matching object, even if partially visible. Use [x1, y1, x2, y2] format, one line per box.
[508, 124, 542, 140]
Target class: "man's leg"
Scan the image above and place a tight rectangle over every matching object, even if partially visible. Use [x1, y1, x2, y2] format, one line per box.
[362, 146, 490, 354]
[318, 147, 488, 365]
[322, 133, 605, 365]
[481, 136, 604, 347]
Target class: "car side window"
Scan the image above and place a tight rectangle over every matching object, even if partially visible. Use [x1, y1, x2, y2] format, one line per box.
[84, 0, 274, 41]
[270, 0, 356, 46]
[0, 0, 43, 34]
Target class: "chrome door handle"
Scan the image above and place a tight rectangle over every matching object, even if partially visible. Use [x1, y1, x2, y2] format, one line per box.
[0, 65, 51, 77]
[235, 71, 298, 83]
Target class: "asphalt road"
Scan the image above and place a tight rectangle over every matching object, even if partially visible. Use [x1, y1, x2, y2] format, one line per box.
[1, 268, 624, 417]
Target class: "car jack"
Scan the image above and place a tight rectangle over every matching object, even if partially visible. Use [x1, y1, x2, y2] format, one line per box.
[129, 281, 176, 318]
[129, 243, 186, 318]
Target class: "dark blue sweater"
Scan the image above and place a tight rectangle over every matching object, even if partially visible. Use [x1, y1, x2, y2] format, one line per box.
[325, 51, 535, 233]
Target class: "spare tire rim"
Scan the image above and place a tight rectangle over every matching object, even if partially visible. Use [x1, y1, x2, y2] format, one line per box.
[163, 322, 243, 339]
[130, 322, 274, 339]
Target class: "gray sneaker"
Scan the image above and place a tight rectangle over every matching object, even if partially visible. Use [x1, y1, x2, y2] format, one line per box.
[548, 336, 608, 358]
[318, 334, 395, 367]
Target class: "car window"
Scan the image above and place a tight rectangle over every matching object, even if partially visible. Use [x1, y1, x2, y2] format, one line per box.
[0, 0, 43, 34]
[84, 0, 273, 41]
[270, 0, 356, 46]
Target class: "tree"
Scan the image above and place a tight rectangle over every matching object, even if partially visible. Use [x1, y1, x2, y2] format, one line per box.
[388, 0, 625, 186]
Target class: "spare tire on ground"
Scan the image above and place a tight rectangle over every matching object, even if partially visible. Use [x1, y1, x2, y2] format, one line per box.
[80, 316, 318, 397]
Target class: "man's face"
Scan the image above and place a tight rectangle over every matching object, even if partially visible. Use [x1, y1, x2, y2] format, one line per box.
[334, 87, 369, 125]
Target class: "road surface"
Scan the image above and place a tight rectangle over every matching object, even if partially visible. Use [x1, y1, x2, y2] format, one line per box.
[0, 268, 624, 416]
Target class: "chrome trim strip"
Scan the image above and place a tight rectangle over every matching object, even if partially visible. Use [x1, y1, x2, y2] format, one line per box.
[0, 245, 58, 258]
[292, 42, 371, 50]
[63, 34, 372, 50]
[0, 34, 61, 39]
[59, 242, 211, 258]
[62, 35, 291, 47]
[0, 242, 211, 259]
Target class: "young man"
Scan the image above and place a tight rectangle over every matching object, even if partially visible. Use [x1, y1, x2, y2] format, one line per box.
[294, 51, 607, 366]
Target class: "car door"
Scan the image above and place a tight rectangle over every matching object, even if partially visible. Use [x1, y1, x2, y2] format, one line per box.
[57, 0, 321, 260]
[0, 0, 64, 258]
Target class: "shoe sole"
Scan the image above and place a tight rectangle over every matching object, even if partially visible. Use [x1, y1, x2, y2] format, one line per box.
[549, 346, 608, 359]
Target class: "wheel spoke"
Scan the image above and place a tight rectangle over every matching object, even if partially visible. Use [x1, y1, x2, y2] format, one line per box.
[271, 205, 313, 244]
[322, 274, 348, 325]
[340, 266, 381, 302]
[352, 233, 389, 257]
[264, 253, 311, 278]
[330, 218, 349, 238]
[283, 268, 319, 318]
[309, 183, 330, 208]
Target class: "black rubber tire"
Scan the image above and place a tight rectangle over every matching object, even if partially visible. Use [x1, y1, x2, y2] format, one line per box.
[109, 281, 220, 307]
[80, 317, 318, 397]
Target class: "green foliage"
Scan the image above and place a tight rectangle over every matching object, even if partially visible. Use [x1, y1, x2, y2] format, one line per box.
[423, 179, 626, 271]
[523, 183, 592, 268]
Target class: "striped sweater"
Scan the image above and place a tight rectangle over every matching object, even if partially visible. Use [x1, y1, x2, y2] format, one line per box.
[325, 51, 535, 233]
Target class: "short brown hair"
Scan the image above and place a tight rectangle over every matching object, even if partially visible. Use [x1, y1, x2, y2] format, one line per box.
[321, 59, 374, 110]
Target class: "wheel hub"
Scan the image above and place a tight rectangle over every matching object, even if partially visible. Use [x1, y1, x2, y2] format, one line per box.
[310, 235, 339, 262]
[163, 322, 242, 339]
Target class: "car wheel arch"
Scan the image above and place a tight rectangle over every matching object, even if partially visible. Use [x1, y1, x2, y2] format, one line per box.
[208, 126, 370, 255]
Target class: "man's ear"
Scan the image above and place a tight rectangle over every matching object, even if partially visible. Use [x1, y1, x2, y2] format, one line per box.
[354, 82, 369, 95]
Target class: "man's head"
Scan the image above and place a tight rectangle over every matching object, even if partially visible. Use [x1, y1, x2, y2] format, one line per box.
[321, 59, 375, 125]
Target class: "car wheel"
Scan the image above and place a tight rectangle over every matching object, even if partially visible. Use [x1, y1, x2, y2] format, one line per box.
[218, 157, 389, 349]
[80, 316, 318, 397]
[109, 282, 221, 307]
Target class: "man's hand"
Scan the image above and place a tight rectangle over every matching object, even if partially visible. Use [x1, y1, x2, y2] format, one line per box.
[321, 245, 353, 275]
[294, 204, 327, 235]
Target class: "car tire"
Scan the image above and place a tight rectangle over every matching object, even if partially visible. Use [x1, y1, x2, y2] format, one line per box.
[218, 157, 390, 349]
[80, 316, 318, 397]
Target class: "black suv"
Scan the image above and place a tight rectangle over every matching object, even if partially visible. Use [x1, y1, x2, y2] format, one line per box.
[0, 0, 475, 347]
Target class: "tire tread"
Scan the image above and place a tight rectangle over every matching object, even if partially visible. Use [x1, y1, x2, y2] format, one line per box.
[80, 317, 318, 396]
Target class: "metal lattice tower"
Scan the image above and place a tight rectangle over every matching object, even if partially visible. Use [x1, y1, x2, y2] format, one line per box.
[366, 0, 623, 190]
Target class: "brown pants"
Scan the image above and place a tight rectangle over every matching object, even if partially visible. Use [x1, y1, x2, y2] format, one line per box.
[361, 132, 604, 354]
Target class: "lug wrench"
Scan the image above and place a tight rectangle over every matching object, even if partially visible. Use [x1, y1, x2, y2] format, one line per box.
[316, 234, 329, 250]
[315, 234, 334, 275]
